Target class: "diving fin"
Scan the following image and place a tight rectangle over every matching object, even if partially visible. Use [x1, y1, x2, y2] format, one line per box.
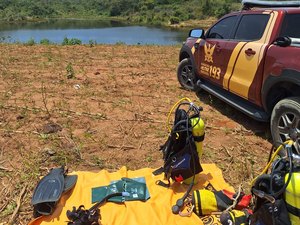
[64, 174, 78, 192]
[31, 167, 77, 217]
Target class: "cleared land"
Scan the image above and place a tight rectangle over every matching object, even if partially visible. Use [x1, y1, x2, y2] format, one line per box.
[0, 44, 271, 224]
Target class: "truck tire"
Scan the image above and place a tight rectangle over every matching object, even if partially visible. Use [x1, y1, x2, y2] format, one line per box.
[177, 58, 196, 91]
[270, 97, 300, 154]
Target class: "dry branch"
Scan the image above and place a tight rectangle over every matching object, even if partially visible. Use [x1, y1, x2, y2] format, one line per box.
[107, 144, 135, 150]
[0, 166, 13, 172]
[8, 185, 27, 225]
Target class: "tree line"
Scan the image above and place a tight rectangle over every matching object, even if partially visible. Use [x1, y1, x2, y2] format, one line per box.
[0, 0, 242, 24]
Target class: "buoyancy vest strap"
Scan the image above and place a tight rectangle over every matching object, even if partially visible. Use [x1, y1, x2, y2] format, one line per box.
[205, 182, 217, 191]
[153, 167, 171, 188]
[214, 191, 233, 206]
[195, 190, 201, 216]
[287, 203, 300, 217]
[193, 133, 205, 142]
[155, 179, 170, 188]
[153, 167, 164, 176]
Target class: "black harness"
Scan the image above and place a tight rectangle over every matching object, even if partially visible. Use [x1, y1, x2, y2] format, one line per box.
[66, 192, 125, 225]
[153, 102, 204, 186]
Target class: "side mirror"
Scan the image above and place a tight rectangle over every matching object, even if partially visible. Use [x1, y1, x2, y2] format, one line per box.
[189, 29, 205, 38]
[274, 36, 291, 47]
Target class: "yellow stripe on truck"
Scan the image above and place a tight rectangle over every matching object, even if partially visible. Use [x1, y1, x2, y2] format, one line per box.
[191, 39, 202, 55]
[228, 43, 265, 98]
[223, 42, 247, 90]
[228, 11, 278, 99]
[263, 11, 278, 44]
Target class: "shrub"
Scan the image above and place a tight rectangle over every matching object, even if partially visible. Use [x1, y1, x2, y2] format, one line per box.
[89, 40, 97, 47]
[62, 37, 82, 45]
[25, 38, 35, 46]
[66, 63, 75, 79]
[68, 38, 82, 45]
[115, 41, 125, 45]
[0, 36, 9, 43]
[169, 16, 180, 25]
[214, 3, 231, 18]
[40, 38, 51, 45]
[62, 37, 69, 45]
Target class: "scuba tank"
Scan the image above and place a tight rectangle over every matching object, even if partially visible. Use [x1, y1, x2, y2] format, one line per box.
[183, 115, 205, 185]
[190, 116, 205, 158]
[285, 166, 300, 224]
[192, 189, 251, 217]
[250, 140, 300, 225]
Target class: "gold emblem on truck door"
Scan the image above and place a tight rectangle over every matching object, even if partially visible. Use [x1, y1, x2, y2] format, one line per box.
[204, 43, 216, 63]
[200, 43, 221, 80]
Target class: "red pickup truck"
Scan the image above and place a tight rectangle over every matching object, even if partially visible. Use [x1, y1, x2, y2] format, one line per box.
[177, 0, 300, 151]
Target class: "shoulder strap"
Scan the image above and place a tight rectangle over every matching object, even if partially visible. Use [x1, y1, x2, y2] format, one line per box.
[152, 167, 164, 176]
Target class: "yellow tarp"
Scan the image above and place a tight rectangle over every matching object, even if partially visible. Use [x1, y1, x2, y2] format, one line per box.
[29, 164, 234, 225]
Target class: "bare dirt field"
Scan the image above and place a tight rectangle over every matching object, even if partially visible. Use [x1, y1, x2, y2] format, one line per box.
[0, 44, 272, 224]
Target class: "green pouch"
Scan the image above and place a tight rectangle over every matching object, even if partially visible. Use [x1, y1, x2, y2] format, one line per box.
[122, 177, 146, 201]
[91, 177, 150, 203]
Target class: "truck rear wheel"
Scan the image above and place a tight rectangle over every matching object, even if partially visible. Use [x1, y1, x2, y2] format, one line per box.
[177, 58, 196, 91]
[270, 97, 300, 154]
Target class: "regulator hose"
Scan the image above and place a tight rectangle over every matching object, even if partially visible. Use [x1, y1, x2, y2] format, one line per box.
[251, 140, 294, 203]
[251, 140, 294, 187]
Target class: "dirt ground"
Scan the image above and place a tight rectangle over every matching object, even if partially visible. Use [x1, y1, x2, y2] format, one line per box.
[0, 44, 272, 224]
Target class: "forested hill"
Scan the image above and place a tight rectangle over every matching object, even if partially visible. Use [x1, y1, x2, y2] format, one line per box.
[0, 0, 241, 24]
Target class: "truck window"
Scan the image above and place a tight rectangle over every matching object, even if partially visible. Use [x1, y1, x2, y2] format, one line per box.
[234, 14, 270, 41]
[280, 14, 300, 38]
[206, 16, 237, 39]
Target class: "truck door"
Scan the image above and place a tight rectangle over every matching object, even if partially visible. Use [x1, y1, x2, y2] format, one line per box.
[194, 15, 238, 87]
[226, 12, 277, 103]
